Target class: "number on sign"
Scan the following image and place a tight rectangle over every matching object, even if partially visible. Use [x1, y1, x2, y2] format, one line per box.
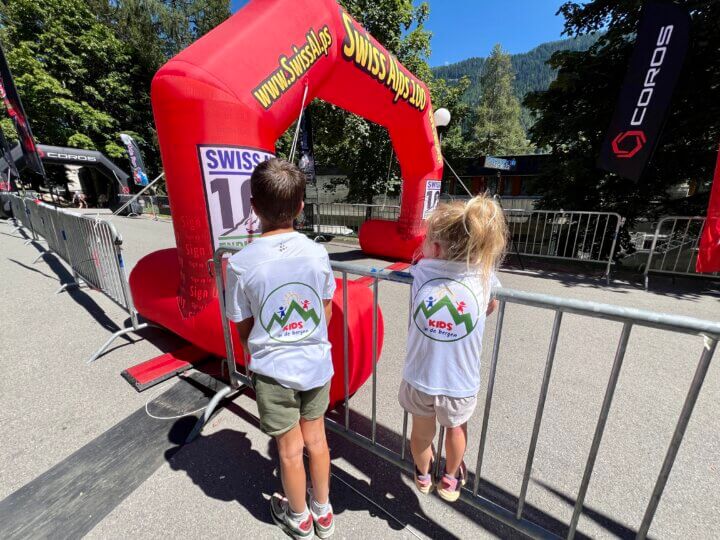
[210, 177, 235, 230]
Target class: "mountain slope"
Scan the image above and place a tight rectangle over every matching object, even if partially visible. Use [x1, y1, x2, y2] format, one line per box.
[432, 34, 598, 106]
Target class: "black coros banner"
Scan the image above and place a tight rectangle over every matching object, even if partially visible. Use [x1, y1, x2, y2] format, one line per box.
[598, 2, 689, 182]
[0, 44, 45, 177]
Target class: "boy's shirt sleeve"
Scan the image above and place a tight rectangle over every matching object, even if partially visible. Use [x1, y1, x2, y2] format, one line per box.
[322, 254, 336, 300]
[225, 263, 252, 322]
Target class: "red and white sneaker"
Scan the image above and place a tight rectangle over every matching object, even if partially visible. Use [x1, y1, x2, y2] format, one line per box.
[270, 493, 314, 539]
[307, 488, 335, 538]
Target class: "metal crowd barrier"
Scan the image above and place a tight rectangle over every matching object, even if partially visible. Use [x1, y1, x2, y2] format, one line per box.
[297, 202, 400, 237]
[188, 246, 719, 539]
[3, 195, 150, 363]
[4, 193, 38, 243]
[643, 216, 719, 290]
[505, 210, 623, 281]
[117, 193, 171, 220]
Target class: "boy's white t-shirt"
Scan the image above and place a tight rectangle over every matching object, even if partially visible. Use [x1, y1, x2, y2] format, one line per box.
[224, 232, 336, 391]
[403, 258, 500, 398]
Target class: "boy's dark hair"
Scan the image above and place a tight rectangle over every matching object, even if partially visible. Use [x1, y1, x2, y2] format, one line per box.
[250, 158, 305, 226]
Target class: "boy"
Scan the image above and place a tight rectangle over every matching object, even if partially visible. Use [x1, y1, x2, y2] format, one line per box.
[225, 158, 336, 539]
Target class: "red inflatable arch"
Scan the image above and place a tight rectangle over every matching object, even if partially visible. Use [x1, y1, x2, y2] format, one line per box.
[130, 0, 443, 404]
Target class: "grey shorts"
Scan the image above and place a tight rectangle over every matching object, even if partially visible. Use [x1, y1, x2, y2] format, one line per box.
[398, 380, 477, 428]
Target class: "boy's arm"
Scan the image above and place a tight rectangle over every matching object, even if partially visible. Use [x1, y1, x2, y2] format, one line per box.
[234, 317, 254, 353]
[324, 299, 332, 326]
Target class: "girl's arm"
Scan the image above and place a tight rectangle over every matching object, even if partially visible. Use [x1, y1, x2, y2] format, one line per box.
[486, 298, 498, 316]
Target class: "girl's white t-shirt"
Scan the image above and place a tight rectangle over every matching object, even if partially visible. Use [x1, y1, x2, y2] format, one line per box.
[224, 232, 336, 391]
[403, 258, 500, 398]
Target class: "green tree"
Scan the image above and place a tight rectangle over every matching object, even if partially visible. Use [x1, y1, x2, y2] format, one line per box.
[525, 0, 720, 220]
[474, 44, 531, 156]
[0, 0, 135, 159]
[0, 0, 231, 182]
[296, 0, 435, 204]
[91, 0, 231, 176]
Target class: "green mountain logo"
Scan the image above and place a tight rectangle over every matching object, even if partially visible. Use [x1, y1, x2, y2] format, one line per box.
[266, 300, 321, 331]
[414, 295, 475, 334]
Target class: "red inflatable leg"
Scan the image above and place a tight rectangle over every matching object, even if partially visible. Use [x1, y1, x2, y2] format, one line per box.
[130, 249, 382, 406]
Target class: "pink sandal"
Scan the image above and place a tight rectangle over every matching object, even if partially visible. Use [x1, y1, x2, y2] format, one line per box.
[437, 461, 467, 502]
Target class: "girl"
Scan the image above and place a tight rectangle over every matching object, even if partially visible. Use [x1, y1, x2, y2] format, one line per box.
[398, 194, 507, 502]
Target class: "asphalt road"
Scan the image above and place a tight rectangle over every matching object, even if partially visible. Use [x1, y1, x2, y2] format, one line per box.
[1, 212, 719, 539]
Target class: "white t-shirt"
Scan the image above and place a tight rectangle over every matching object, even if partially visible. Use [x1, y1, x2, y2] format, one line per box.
[403, 258, 500, 398]
[225, 232, 336, 391]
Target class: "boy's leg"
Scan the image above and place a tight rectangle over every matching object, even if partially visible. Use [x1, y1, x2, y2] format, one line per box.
[410, 414, 436, 474]
[275, 424, 308, 514]
[299, 416, 330, 503]
[444, 422, 468, 477]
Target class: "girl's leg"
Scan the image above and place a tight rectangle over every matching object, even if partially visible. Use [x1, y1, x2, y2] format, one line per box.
[444, 422, 468, 477]
[410, 414, 436, 474]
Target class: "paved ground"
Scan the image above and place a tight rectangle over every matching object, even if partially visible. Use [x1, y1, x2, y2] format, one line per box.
[1, 211, 719, 539]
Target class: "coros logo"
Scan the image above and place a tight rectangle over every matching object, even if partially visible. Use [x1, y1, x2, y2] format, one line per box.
[413, 278, 480, 342]
[260, 282, 322, 343]
[47, 152, 97, 162]
[630, 25, 674, 127]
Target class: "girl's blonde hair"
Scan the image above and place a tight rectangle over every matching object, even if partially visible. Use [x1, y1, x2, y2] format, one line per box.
[423, 194, 508, 279]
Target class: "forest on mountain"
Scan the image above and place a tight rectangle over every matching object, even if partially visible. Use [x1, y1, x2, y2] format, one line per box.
[432, 34, 597, 127]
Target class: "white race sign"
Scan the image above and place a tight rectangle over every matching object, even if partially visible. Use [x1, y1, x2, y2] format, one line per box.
[198, 145, 274, 250]
[423, 179, 442, 219]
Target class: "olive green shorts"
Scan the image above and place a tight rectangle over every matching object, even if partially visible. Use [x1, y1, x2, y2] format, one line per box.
[253, 374, 331, 437]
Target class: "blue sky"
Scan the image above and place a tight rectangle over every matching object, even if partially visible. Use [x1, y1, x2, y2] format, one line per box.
[425, 1, 568, 66]
[230, 1, 568, 67]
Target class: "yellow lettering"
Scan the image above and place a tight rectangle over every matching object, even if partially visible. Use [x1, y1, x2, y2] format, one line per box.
[253, 88, 271, 109]
[341, 12, 355, 58]
[378, 53, 387, 80]
[354, 31, 369, 67]
[386, 56, 396, 91]
[280, 56, 297, 84]
[371, 47, 381, 76]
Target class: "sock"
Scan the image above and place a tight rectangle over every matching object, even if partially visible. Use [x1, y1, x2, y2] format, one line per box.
[289, 505, 310, 523]
[311, 496, 331, 516]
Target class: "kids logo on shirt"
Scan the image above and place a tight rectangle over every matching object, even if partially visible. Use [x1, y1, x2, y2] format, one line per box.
[260, 283, 322, 343]
[413, 278, 480, 342]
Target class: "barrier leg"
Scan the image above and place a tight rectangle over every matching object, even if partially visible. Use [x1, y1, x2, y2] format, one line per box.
[33, 251, 53, 264]
[55, 280, 84, 294]
[87, 322, 150, 364]
[636, 338, 717, 539]
[567, 323, 632, 539]
[185, 385, 241, 443]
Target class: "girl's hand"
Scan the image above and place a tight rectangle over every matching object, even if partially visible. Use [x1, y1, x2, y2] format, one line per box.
[486, 298, 498, 316]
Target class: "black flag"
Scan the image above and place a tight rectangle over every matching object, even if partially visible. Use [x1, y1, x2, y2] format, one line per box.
[298, 110, 316, 186]
[0, 44, 45, 177]
[598, 2, 689, 182]
[0, 127, 19, 190]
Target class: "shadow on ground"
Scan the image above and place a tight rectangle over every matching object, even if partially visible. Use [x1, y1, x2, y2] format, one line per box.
[4, 228, 186, 362]
[167, 380, 645, 540]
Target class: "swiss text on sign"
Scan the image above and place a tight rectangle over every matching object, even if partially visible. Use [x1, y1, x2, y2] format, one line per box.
[423, 180, 442, 219]
[198, 145, 274, 250]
